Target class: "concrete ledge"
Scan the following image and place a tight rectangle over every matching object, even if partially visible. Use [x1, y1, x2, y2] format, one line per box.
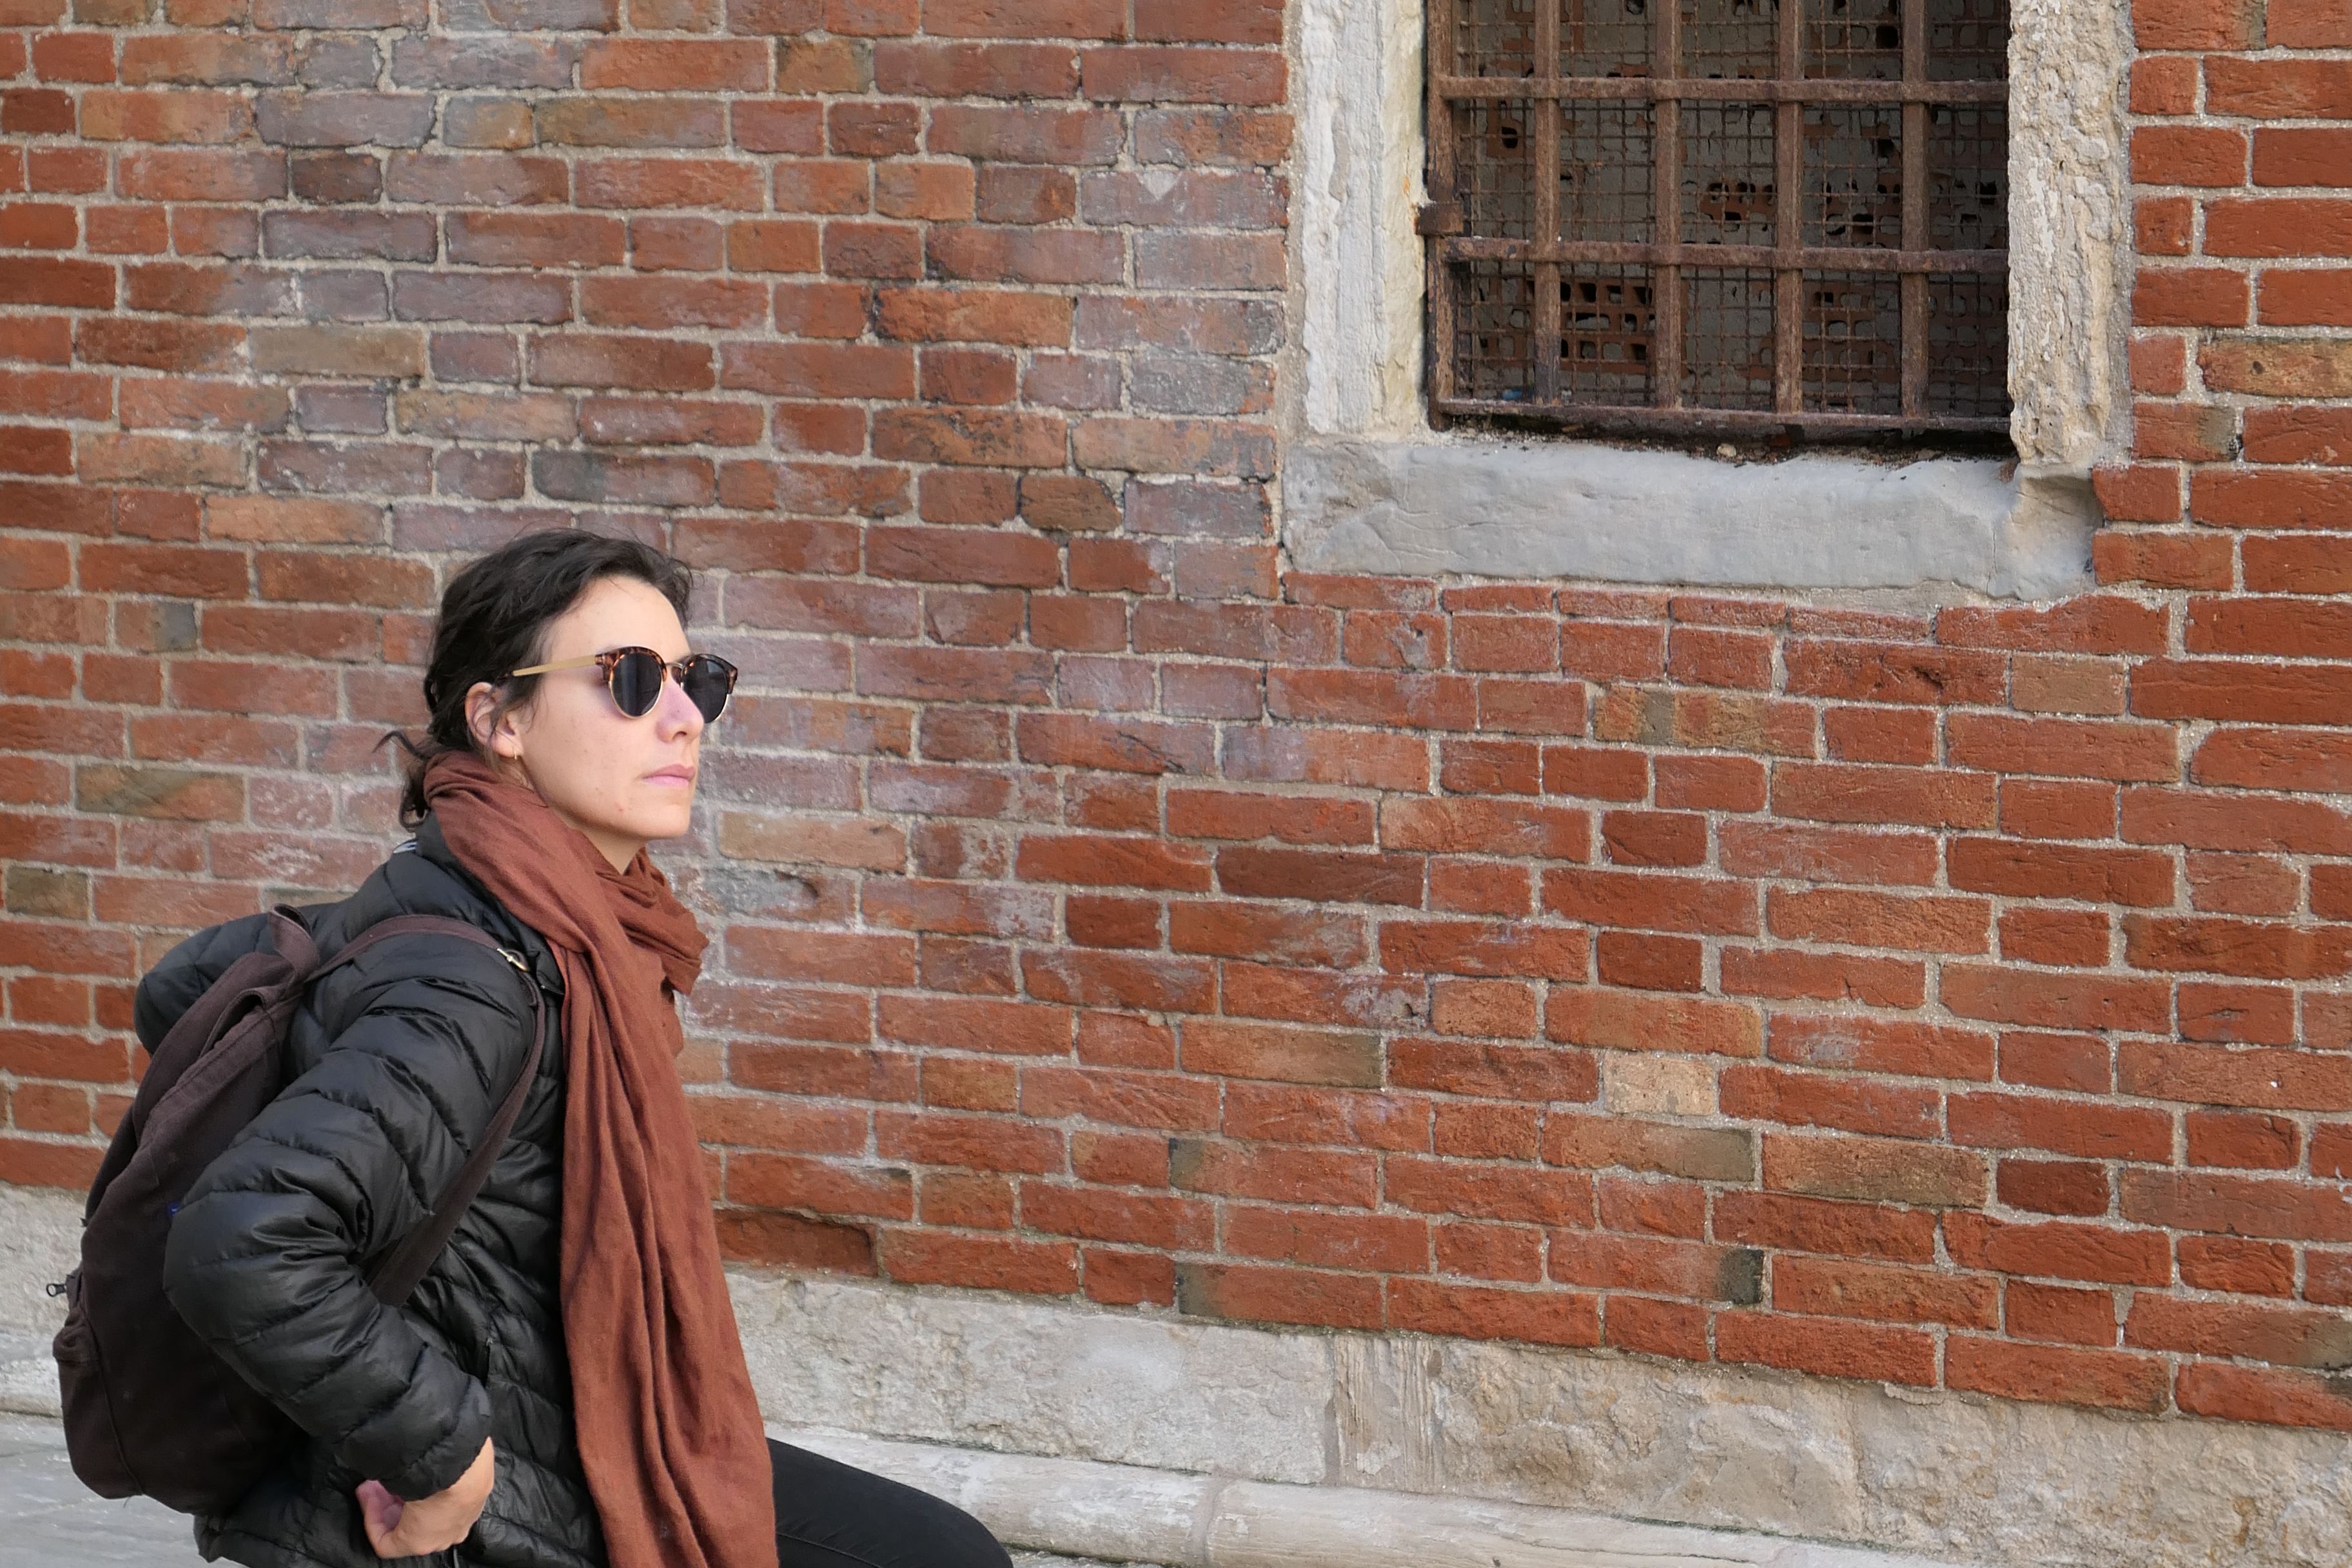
[1281, 439, 2099, 602]
[12, 1184, 2352, 1568]
[0, 1338, 1961, 1568]
[0, 1334, 59, 1420]
[778, 1425, 1970, 1568]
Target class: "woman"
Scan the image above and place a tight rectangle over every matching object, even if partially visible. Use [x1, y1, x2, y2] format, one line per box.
[145, 530, 1012, 1568]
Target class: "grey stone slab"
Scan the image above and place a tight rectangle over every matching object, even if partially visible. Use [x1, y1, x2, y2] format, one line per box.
[1284, 440, 2097, 602]
[734, 1274, 1333, 1484]
[1347, 1333, 2352, 1568]
[0, 1187, 75, 1341]
[0, 1418, 203, 1567]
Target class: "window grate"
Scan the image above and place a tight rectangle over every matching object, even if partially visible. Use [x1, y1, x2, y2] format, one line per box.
[1426, 0, 2009, 435]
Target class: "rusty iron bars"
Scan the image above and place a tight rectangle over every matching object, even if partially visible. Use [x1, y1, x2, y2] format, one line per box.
[1426, 0, 2011, 436]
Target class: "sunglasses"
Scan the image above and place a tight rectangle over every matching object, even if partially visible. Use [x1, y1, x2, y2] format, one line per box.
[505, 646, 738, 723]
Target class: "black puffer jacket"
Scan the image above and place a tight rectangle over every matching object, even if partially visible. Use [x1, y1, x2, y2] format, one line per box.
[142, 814, 602, 1568]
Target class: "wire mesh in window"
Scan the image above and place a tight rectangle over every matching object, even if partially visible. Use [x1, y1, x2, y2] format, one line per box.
[1803, 104, 1902, 248]
[1456, 263, 1539, 400]
[1429, 0, 2010, 435]
[1807, 0, 1902, 79]
[1564, 272, 1658, 402]
[1682, 104, 1778, 246]
[1927, 0, 2007, 80]
[1682, 0, 1777, 79]
[1563, 0, 1652, 76]
[1458, 0, 1539, 76]
[1562, 103, 1655, 240]
[1928, 104, 2006, 249]
[1924, 272, 2007, 416]
[1455, 100, 1540, 239]
[1684, 270, 1777, 409]
[1802, 271, 1903, 413]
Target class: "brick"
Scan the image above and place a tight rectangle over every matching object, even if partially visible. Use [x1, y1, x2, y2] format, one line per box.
[2204, 58, 2352, 119]
[539, 98, 725, 148]
[2121, 1039, 2352, 1110]
[1387, 798, 1589, 860]
[1941, 964, 2171, 1034]
[1543, 867, 1754, 936]
[1081, 44, 1285, 104]
[2134, 197, 2191, 256]
[1946, 1338, 2166, 1413]
[2131, 126, 2245, 187]
[529, 333, 712, 391]
[2093, 529, 2230, 590]
[1947, 838, 2175, 906]
[206, 496, 378, 544]
[876, 287, 1071, 346]
[2200, 338, 2352, 398]
[2273, 0, 2352, 41]
[2131, 55, 2197, 114]
[580, 38, 769, 90]
[2178, 1364, 2352, 1431]
[1545, 988, 1761, 1059]
[881, 1231, 1075, 1295]
[928, 225, 1125, 285]
[246, 325, 424, 379]
[1717, 1311, 1936, 1386]
[1175, 1261, 1381, 1331]
[1998, 1159, 2110, 1217]
[1378, 918, 1587, 981]
[1543, 1114, 1752, 1182]
[2132, 267, 2248, 327]
[1767, 887, 1988, 954]
[1774, 1257, 1997, 1330]
[874, 407, 1065, 467]
[2173, 1241, 2286, 1297]
[1181, 1019, 1381, 1088]
[2121, 1169, 2352, 1242]
[578, 157, 763, 210]
[2191, 469, 2352, 529]
[2134, 0, 2263, 48]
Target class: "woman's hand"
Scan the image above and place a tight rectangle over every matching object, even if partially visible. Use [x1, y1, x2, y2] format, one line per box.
[357, 1436, 495, 1558]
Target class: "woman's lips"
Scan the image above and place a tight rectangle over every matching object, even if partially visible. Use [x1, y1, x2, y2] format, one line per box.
[645, 766, 696, 785]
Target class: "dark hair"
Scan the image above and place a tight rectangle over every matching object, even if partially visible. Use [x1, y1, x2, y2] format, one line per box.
[383, 529, 695, 827]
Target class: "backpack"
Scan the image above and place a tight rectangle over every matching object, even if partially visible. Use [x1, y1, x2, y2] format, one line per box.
[50, 901, 546, 1516]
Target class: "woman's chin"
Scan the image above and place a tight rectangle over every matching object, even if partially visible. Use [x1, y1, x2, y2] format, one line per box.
[623, 793, 696, 841]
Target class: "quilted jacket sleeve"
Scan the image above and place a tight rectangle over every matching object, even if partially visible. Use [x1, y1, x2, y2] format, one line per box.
[160, 930, 541, 1502]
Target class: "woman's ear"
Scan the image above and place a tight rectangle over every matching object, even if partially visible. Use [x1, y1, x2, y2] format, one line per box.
[464, 680, 526, 760]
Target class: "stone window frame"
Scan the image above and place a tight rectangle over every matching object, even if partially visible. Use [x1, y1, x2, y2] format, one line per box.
[1283, 0, 2132, 601]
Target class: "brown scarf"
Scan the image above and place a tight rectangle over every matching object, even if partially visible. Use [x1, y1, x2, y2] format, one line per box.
[423, 750, 776, 1568]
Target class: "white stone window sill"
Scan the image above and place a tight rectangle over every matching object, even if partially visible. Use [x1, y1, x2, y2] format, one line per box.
[1283, 436, 2100, 602]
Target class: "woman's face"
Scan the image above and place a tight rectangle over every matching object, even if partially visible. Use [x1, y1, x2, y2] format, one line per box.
[464, 574, 703, 872]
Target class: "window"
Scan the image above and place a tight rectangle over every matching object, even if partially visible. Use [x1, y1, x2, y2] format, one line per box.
[1424, 0, 2011, 436]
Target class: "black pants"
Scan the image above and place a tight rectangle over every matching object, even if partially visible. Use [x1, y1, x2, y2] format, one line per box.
[769, 1439, 1012, 1568]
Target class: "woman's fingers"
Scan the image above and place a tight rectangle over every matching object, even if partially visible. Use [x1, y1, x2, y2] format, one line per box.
[354, 1440, 495, 1558]
[355, 1479, 406, 1556]
[357, 1477, 466, 1557]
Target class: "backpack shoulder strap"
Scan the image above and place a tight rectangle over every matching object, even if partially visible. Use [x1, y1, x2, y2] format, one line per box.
[290, 907, 549, 1306]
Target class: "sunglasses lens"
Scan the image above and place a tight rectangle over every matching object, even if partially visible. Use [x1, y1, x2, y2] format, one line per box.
[681, 656, 733, 723]
[609, 649, 664, 717]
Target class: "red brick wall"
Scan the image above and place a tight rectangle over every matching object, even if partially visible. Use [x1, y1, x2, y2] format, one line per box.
[5, 0, 2352, 1436]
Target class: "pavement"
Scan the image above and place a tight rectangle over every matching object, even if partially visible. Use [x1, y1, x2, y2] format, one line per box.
[0, 1416, 1139, 1568]
[0, 1416, 202, 1566]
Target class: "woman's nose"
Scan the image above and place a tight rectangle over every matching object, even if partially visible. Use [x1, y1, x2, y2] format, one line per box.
[656, 671, 705, 740]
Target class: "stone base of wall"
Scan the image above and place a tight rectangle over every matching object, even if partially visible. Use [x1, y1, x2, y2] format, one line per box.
[5, 1184, 2343, 1568]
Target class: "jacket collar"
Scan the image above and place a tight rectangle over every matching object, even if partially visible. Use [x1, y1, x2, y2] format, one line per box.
[409, 812, 565, 997]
